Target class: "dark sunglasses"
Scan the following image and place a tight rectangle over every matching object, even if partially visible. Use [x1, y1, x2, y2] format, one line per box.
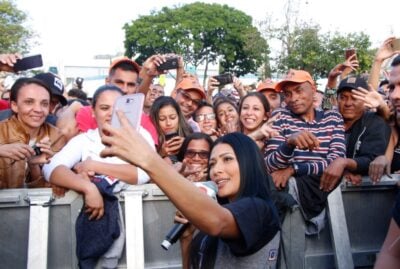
[184, 150, 209, 159]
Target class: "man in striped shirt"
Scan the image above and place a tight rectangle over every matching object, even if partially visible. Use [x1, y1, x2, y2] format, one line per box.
[265, 69, 346, 221]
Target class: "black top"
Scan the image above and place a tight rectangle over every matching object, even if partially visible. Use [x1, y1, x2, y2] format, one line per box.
[190, 197, 280, 268]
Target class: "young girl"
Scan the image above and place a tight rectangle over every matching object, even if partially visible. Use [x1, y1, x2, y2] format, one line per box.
[101, 114, 281, 269]
[150, 96, 192, 163]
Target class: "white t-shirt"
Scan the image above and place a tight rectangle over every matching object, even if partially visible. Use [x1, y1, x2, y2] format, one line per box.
[43, 127, 154, 184]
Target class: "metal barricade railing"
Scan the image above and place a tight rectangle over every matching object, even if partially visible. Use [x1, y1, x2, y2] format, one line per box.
[0, 176, 398, 269]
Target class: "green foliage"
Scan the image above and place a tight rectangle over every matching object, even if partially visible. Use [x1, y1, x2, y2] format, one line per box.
[0, 0, 32, 53]
[123, 2, 268, 77]
[274, 23, 375, 79]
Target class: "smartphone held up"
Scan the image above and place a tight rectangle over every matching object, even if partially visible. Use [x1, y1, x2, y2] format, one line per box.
[111, 93, 144, 130]
[13, 54, 43, 72]
[345, 48, 357, 61]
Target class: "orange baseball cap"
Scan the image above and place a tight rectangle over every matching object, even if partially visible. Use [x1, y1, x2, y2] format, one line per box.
[109, 57, 141, 73]
[173, 75, 206, 99]
[275, 69, 316, 92]
[256, 79, 278, 92]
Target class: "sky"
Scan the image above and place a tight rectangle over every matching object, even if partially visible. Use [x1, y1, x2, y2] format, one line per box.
[15, 0, 400, 68]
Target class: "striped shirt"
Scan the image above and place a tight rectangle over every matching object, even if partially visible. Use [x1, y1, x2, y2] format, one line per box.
[265, 108, 346, 176]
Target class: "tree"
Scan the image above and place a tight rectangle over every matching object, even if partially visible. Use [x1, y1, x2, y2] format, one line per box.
[123, 2, 268, 83]
[260, 0, 375, 80]
[0, 0, 33, 53]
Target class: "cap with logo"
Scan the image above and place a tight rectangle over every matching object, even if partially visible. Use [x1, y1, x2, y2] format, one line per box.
[275, 69, 316, 92]
[34, 72, 67, 106]
[337, 76, 368, 94]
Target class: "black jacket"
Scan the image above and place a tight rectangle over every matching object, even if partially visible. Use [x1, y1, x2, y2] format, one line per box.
[345, 112, 391, 175]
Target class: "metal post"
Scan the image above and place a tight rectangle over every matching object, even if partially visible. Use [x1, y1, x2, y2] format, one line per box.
[26, 190, 53, 269]
[327, 185, 354, 269]
[124, 191, 145, 269]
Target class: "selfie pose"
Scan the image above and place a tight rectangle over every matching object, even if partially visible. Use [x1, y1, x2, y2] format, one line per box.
[101, 113, 280, 269]
[43, 85, 154, 219]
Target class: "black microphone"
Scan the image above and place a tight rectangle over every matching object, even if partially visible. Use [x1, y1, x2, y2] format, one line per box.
[161, 222, 190, 250]
[161, 181, 217, 251]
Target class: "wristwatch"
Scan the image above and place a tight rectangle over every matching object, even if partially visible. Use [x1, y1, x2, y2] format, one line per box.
[293, 164, 299, 175]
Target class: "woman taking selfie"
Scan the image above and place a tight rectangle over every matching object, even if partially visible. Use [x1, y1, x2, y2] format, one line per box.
[101, 113, 280, 269]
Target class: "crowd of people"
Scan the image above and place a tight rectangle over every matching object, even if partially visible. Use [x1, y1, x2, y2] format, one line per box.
[1, 36, 400, 268]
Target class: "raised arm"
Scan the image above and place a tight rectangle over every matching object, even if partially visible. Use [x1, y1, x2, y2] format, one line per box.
[369, 37, 400, 90]
[101, 111, 240, 238]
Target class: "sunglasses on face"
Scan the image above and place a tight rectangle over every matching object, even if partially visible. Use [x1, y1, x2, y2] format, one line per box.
[184, 150, 209, 159]
[195, 113, 216, 122]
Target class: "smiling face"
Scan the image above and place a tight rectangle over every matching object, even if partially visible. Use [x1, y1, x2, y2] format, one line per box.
[175, 89, 202, 118]
[240, 95, 268, 134]
[216, 102, 239, 128]
[11, 83, 50, 135]
[209, 143, 240, 201]
[195, 106, 217, 135]
[93, 90, 122, 132]
[158, 104, 179, 135]
[184, 138, 211, 168]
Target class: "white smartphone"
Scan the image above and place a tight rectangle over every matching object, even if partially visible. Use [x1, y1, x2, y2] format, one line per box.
[111, 93, 144, 130]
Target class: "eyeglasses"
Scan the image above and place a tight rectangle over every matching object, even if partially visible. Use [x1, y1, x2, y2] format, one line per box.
[195, 113, 216, 122]
[178, 90, 202, 106]
[184, 150, 209, 159]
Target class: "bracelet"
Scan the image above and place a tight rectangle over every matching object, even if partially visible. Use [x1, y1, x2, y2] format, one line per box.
[325, 87, 337, 96]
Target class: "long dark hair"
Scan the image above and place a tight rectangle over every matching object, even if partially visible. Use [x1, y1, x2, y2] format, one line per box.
[191, 132, 275, 269]
[210, 132, 272, 203]
[150, 96, 192, 148]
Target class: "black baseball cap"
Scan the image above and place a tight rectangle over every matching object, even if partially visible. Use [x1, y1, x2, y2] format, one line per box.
[337, 76, 368, 94]
[34, 72, 67, 106]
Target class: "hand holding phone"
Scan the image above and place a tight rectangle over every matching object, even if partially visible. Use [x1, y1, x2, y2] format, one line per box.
[213, 73, 233, 86]
[157, 56, 179, 71]
[13, 54, 43, 72]
[111, 93, 144, 130]
[165, 132, 179, 141]
[345, 48, 357, 61]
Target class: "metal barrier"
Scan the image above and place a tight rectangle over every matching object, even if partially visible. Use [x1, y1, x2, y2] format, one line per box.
[304, 175, 399, 269]
[0, 177, 398, 269]
[0, 184, 180, 269]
